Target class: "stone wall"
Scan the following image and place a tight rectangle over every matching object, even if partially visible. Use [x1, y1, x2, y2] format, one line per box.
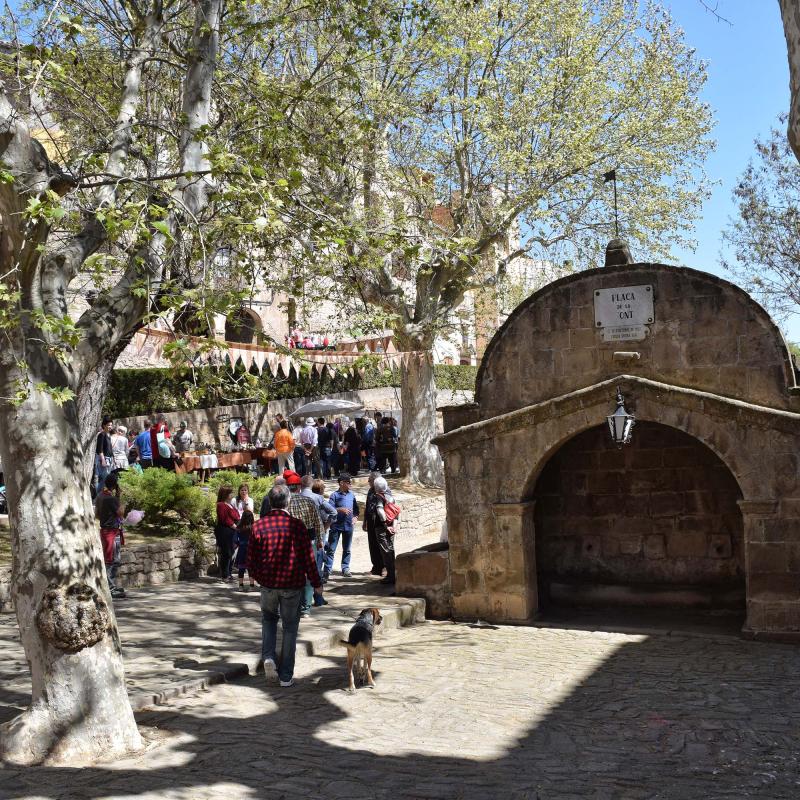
[394, 492, 447, 540]
[396, 543, 451, 619]
[476, 264, 798, 415]
[0, 534, 213, 612]
[535, 422, 745, 607]
[117, 534, 215, 588]
[0, 566, 10, 612]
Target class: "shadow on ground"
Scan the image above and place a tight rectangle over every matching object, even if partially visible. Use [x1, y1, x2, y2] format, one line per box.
[3, 621, 800, 799]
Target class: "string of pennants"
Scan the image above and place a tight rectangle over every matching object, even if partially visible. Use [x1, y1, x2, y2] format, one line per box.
[129, 328, 417, 379]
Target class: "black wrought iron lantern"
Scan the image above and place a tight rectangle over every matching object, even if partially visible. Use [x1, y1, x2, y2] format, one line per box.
[607, 387, 635, 447]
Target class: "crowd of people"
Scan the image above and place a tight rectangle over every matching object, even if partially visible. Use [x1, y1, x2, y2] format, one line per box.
[273, 411, 400, 479]
[93, 410, 400, 494]
[93, 412, 196, 493]
[215, 470, 399, 687]
[285, 330, 335, 350]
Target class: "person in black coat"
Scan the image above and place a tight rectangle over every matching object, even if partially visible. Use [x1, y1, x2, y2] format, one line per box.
[343, 422, 361, 476]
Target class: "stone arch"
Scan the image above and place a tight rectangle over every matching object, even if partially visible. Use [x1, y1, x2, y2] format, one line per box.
[486, 380, 770, 507]
[531, 420, 745, 611]
[173, 304, 212, 338]
[224, 306, 262, 344]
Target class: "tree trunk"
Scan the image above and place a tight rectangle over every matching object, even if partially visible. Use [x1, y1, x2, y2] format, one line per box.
[398, 347, 444, 487]
[780, 0, 800, 161]
[77, 339, 132, 483]
[0, 374, 141, 765]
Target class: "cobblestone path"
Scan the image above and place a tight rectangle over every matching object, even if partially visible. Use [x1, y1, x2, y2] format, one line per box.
[3, 622, 800, 799]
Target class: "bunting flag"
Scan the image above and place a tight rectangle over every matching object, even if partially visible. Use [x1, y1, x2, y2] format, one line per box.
[252, 350, 267, 375]
[382, 336, 393, 353]
[265, 352, 278, 377]
[240, 349, 254, 373]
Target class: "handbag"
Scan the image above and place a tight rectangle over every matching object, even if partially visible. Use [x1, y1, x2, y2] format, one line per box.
[384, 501, 401, 523]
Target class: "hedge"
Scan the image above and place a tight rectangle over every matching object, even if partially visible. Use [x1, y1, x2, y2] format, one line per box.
[106, 362, 477, 417]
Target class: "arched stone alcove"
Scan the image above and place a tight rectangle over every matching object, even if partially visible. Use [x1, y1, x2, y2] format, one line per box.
[435, 262, 800, 639]
[533, 421, 744, 611]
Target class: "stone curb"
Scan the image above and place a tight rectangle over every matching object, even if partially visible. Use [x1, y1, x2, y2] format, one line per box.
[129, 596, 426, 710]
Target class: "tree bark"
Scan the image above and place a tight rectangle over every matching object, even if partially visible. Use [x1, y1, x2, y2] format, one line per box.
[0, 370, 140, 765]
[397, 344, 444, 487]
[0, 0, 223, 764]
[780, 0, 800, 161]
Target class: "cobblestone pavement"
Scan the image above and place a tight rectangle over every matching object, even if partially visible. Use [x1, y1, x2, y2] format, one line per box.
[0, 524, 434, 720]
[3, 620, 800, 799]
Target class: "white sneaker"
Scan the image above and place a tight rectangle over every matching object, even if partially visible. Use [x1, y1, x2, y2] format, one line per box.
[279, 678, 294, 687]
[264, 658, 278, 685]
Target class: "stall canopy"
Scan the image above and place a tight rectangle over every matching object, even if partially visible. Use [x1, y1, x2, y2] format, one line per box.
[289, 399, 364, 418]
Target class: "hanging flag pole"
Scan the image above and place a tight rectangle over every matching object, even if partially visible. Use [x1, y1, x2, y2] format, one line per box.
[603, 169, 619, 237]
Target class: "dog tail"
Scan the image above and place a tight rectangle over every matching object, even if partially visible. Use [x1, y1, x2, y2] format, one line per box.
[340, 639, 351, 647]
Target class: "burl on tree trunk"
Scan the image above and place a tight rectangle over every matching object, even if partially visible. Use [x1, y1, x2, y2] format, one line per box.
[0, 387, 141, 765]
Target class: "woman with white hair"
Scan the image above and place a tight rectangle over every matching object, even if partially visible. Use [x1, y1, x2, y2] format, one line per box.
[368, 475, 397, 585]
[111, 425, 130, 471]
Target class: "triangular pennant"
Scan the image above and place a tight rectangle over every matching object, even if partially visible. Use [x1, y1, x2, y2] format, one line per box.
[240, 349, 254, 372]
[252, 350, 267, 375]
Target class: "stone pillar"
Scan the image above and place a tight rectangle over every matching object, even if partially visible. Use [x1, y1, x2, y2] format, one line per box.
[488, 501, 538, 622]
[737, 499, 800, 638]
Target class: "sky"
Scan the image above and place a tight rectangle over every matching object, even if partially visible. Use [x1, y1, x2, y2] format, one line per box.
[661, 0, 796, 338]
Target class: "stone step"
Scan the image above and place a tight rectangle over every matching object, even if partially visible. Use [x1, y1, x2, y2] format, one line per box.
[127, 591, 426, 710]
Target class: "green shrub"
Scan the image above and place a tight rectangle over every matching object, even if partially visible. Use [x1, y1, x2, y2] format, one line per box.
[433, 364, 478, 392]
[119, 468, 213, 534]
[206, 470, 275, 518]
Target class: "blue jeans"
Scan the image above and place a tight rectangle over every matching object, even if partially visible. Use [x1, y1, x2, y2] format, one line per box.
[94, 456, 110, 492]
[260, 587, 303, 683]
[293, 446, 306, 477]
[320, 447, 332, 479]
[324, 528, 353, 574]
[304, 544, 326, 607]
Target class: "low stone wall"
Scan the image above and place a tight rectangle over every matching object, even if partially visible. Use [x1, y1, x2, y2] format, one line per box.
[396, 493, 447, 540]
[0, 566, 10, 612]
[117, 534, 215, 588]
[0, 534, 214, 612]
[396, 543, 451, 619]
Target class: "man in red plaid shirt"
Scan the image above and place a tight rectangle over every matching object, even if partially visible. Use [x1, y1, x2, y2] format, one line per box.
[247, 484, 322, 687]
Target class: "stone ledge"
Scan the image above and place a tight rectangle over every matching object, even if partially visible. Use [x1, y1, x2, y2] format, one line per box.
[396, 544, 451, 619]
[129, 595, 426, 711]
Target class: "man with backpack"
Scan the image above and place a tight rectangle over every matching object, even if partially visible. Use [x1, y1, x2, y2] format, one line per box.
[376, 416, 398, 474]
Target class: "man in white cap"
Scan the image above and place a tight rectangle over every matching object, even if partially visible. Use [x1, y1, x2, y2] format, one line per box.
[298, 416, 321, 477]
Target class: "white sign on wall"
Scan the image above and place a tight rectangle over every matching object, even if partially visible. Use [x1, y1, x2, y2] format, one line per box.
[601, 324, 648, 342]
[594, 285, 654, 333]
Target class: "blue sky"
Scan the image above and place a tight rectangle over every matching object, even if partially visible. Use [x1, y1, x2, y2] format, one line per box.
[663, 1, 796, 338]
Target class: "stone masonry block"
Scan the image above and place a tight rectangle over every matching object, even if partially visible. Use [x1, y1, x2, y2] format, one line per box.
[650, 491, 684, 517]
[644, 534, 666, 559]
[581, 535, 601, 558]
[667, 531, 707, 559]
[749, 544, 789, 573]
[708, 534, 732, 559]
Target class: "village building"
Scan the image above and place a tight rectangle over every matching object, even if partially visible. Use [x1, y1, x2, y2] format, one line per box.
[424, 247, 800, 640]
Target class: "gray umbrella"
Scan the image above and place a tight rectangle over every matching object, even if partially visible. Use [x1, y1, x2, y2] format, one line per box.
[288, 399, 364, 418]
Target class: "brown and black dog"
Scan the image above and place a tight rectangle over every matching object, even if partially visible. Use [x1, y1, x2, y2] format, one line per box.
[341, 607, 383, 691]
